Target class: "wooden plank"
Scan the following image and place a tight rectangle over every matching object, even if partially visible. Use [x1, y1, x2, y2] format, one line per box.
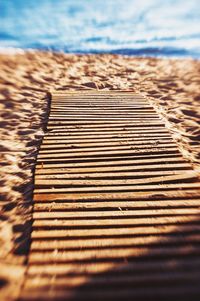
[33, 215, 200, 228]
[30, 238, 200, 252]
[42, 137, 173, 145]
[52, 92, 142, 95]
[23, 272, 200, 289]
[49, 111, 158, 116]
[37, 148, 179, 160]
[47, 127, 169, 133]
[51, 96, 148, 99]
[34, 183, 200, 194]
[51, 102, 149, 106]
[47, 121, 163, 126]
[33, 189, 200, 202]
[31, 234, 200, 250]
[50, 108, 155, 112]
[51, 99, 148, 103]
[52, 95, 148, 99]
[27, 258, 200, 275]
[36, 154, 183, 165]
[35, 163, 190, 175]
[40, 139, 174, 149]
[34, 199, 200, 211]
[34, 172, 199, 188]
[43, 134, 172, 141]
[45, 131, 171, 138]
[31, 225, 200, 240]
[35, 170, 184, 180]
[38, 143, 177, 154]
[47, 125, 166, 132]
[36, 157, 185, 170]
[52, 101, 148, 104]
[48, 118, 161, 123]
[47, 121, 164, 127]
[50, 104, 152, 109]
[49, 110, 160, 120]
[20, 287, 200, 301]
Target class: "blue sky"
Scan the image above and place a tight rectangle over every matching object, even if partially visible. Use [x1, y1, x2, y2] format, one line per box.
[0, 0, 200, 57]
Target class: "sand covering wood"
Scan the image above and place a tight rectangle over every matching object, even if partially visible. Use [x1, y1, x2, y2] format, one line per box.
[0, 51, 200, 300]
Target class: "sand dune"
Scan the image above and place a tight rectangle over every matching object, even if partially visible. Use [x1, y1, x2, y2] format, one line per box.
[0, 51, 200, 300]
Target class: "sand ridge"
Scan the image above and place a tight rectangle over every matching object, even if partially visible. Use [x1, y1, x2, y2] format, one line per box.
[0, 51, 200, 300]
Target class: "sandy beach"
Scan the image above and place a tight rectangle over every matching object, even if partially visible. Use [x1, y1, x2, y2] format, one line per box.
[0, 51, 200, 300]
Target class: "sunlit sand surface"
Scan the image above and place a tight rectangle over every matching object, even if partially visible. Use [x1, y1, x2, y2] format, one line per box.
[0, 51, 200, 300]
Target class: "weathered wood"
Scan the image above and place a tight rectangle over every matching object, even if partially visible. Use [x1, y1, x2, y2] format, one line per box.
[47, 121, 164, 128]
[24, 271, 200, 289]
[33, 215, 200, 229]
[49, 109, 153, 114]
[45, 132, 171, 139]
[34, 199, 200, 211]
[51, 105, 153, 109]
[20, 287, 200, 301]
[39, 143, 177, 154]
[34, 182, 200, 194]
[35, 163, 190, 175]
[37, 148, 179, 160]
[36, 157, 186, 170]
[31, 225, 200, 239]
[27, 258, 200, 275]
[50, 108, 155, 112]
[31, 234, 200, 250]
[34, 171, 199, 188]
[47, 127, 169, 133]
[40, 140, 174, 150]
[42, 136, 173, 144]
[49, 119, 162, 126]
[35, 170, 183, 180]
[36, 154, 184, 165]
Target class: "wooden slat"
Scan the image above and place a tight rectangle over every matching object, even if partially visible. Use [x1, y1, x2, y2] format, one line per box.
[34, 182, 200, 194]
[33, 215, 200, 229]
[50, 109, 155, 113]
[45, 132, 171, 138]
[35, 163, 190, 175]
[34, 171, 199, 188]
[31, 234, 200, 250]
[27, 258, 200, 275]
[42, 136, 172, 144]
[34, 199, 200, 211]
[40, 139, 174, 150]
[49, 115, 159, 120]
[37, 148, 179, 160]
[50, 108, 155, 112]
[33, 189, 200, 202]
[36, 157, 186, 170]
[50, 105, 152, 109]
[47, 122, 164, 130]
[47, 121, 164, 127]
[36, 154, 185, 165]
[35, 170, 184, 180]
[38, 143, 177, 154]
[31, 225, 200, 239]
[24, 271, 200, 288]
[20, 287, 200, 301]
[47, 127, 169, 133]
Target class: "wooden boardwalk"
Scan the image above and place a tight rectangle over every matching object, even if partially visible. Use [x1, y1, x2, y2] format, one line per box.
[20, 91, 200, 300]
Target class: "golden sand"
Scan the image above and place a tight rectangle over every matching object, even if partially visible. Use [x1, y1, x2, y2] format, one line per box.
[0, 51, 200, 300]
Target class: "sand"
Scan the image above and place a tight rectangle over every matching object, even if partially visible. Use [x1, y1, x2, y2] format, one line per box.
[0, 50, 200, 300]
